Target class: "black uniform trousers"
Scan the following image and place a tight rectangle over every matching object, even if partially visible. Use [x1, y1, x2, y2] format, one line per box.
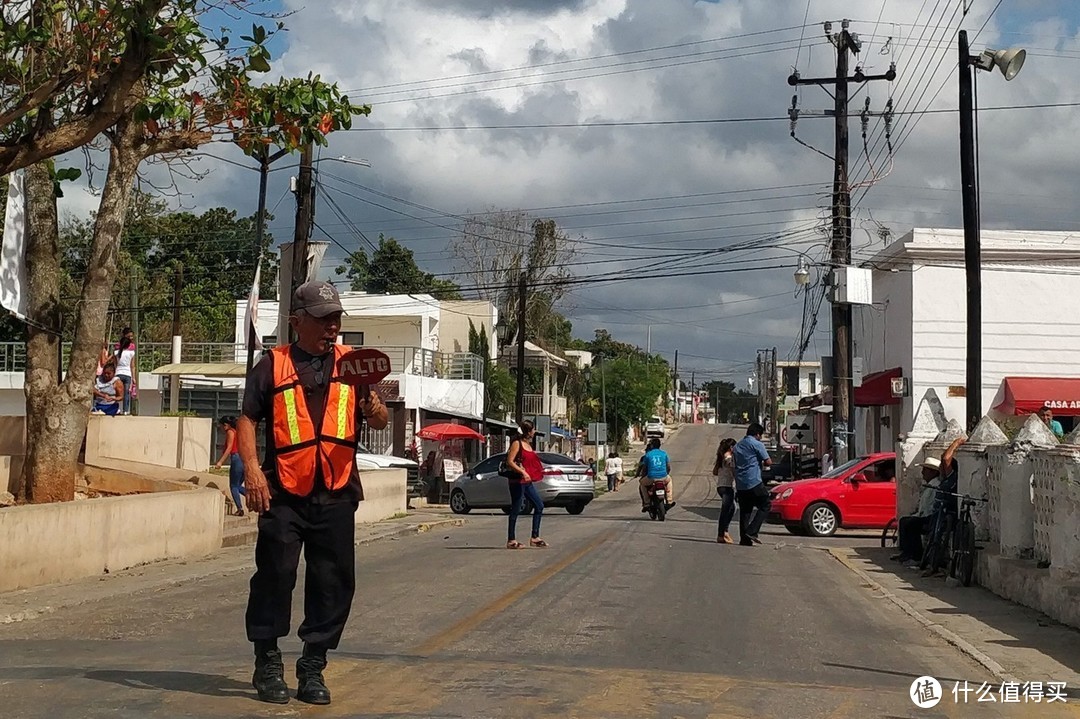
[245, 499, 357, 650]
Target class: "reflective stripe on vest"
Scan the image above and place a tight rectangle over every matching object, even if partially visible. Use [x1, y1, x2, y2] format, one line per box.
[270, 344, 358, 497]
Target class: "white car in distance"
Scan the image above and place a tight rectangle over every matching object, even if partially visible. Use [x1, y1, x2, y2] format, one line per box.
[644, 416, 665, 439]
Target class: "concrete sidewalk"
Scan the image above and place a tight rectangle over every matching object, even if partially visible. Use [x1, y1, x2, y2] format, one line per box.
[0, 511, 465, 626]
[832, 545, 1080, 694]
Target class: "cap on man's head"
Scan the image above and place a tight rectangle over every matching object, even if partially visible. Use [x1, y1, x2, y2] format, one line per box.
[293, 281, 344, 318]
[921, 456, 942, 471]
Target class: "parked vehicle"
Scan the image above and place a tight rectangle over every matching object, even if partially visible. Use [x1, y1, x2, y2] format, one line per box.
[767, 452, 896, 537]
[644, 416, 665, 438]
[644, 477, 670, 521]
[449, 452, 595, 515]
[355, 443, 422, 497]
[762, 450, 793, 484]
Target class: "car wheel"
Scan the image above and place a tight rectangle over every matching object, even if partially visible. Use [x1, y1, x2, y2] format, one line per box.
[565, 502, 585, 515]
[449, 489, 471, 515]
[803, 502, 839, 537]
[785, 524, 807, 536]
[519, 497, 533, 515]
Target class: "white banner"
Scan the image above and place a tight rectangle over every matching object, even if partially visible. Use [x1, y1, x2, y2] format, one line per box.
[1, 170, 27, 318]
[244, 262, 263, 352]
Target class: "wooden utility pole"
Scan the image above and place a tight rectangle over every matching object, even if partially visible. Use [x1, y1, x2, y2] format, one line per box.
[287, 142, 315, 343]
[671, 349, 678, 421]
[514, 271, 527, 423]
[788, 19, 895, 462]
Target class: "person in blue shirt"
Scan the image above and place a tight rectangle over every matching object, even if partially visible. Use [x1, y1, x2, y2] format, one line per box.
[732, 423, 773, 546]
[638, 438, 676, 513]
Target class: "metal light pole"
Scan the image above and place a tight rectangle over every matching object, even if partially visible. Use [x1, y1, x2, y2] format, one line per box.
[958, 31, 1026, 429]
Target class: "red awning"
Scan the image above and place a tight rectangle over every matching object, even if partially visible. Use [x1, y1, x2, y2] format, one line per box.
[993, 377, 1080, 416]
[854, 367, 903, 407]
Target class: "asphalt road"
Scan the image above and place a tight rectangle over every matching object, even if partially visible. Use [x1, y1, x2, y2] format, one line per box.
[0, 424, 1065, 718]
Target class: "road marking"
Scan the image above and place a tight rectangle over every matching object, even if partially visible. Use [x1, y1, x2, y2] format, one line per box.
[411, 529, 616, 656]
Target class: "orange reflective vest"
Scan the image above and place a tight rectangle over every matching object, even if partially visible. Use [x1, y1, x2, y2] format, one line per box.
[270, 344, 358, 497]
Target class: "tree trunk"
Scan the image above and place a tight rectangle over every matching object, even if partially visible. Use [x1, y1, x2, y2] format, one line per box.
[21, 122, 143, 503]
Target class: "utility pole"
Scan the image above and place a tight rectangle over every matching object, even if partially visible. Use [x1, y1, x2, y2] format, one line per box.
[958, 29, 981, 430]
[514, 271, 527, 423]
[788, 19, 895, 462]
[246, 147, 289, 373]
[770, 347, 778, 441]
[171, 262, 183, 337]
[690, 371, 696, 424]
[287, 142, 315, 343]
[672, 349, 678, 422]
[169, 262, 183, 413]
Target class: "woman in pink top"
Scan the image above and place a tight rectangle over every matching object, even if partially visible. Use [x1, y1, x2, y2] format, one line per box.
[504, 420, 547, 549]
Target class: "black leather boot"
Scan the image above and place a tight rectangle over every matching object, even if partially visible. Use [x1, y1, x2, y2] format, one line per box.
[296, 646, 331, 705]
[252, 642, 290, 704]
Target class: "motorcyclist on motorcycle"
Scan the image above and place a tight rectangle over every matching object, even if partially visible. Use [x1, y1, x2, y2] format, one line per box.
[638, 438, 676, 513]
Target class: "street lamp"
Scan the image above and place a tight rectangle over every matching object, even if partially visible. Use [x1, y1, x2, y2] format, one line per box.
[495, 311, 510, 348]
[958, 30, 1026, 429]
[794, 258, 811, 287]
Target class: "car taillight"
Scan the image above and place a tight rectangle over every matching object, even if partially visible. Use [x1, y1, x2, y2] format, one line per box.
[543, 469, 563, 476]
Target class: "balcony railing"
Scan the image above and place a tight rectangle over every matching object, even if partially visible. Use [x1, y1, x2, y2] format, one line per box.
[0, 341, 484, 382]
[522, 394, 569, 419]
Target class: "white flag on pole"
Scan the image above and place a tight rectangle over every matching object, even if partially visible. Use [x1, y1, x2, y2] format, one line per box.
[244, 262, 263, 352]
[1, 170, 28, 319]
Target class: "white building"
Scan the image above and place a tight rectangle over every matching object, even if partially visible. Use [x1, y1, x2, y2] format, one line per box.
[776, 360, 822, 412]
[852, 228, 1080, 453]
[237, 292, 495, 433]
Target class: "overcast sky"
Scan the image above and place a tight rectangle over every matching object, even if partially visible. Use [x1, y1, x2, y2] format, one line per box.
[59, 0, 1080, 385]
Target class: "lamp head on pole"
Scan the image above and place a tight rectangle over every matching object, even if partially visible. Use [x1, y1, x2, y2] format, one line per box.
[973, 47, 1026, 81]
[794, 259, 811, 287]
[495, 313, 510, 347]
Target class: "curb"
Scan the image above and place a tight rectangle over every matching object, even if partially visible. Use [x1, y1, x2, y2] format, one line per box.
[368, 517, 467, 544]
[826, 548, 1016, 683]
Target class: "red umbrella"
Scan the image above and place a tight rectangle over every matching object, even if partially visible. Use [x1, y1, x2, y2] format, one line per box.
[417, 423, 486, 442]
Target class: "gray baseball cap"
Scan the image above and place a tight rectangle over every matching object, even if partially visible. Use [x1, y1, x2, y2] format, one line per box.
[292, 281, 345, 318]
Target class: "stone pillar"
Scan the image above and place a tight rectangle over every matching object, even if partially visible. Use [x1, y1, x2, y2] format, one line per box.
[895, 389, 951, 518]
[997, 414, 1057, 559]
[1044, 445, 1080, 580]
[956, 416, 1007, 543]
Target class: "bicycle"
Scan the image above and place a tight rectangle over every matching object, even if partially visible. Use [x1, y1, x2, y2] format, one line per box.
[880, 516, 898, 549]
[947, 495, 986, 587]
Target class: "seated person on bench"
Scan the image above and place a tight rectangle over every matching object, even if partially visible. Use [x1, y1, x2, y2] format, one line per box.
[892, 437, 963, 564]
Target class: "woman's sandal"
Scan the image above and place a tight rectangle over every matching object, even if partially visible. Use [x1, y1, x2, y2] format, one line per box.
[530, 538, 549, 548]
[506, 541, 525, 549]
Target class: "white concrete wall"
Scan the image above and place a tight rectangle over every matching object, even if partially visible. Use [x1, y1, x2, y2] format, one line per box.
[0, 488, 224, 592]
[84, 415, 212, 472]
[0, 378, 163, 416]
[438, 300, 498, 358]
[354, 468, 407, 524]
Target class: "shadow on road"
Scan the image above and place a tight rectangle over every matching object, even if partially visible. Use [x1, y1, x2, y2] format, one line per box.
[0, 668, 254, 698]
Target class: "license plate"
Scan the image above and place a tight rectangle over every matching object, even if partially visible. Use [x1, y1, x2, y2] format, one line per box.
[655, 489, 666, 497]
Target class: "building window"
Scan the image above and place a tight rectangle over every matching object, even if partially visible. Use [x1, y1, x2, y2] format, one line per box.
[783, 367, 799, 395]
[809, 372, 817, 394]
[341, 332, 365, 346]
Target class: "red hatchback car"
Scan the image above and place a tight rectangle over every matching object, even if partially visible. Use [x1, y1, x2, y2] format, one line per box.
[768, 452, 896, 537]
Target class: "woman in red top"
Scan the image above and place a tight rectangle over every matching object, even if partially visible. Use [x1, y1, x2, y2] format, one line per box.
[213, 416, 246, 516]
[505, 420, 548, 548]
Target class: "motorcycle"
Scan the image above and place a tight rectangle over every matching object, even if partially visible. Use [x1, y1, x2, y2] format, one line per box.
[646, 478, 670, 521]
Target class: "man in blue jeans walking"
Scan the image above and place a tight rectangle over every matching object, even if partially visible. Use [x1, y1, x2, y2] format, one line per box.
[733, 423, 773, 546]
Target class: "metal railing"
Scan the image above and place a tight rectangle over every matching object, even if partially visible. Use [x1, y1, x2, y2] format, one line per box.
[523, 394, 569, 419]
[1, 341, 484, 382]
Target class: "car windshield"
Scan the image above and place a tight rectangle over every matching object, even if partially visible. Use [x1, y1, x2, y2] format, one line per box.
[539, 452, 579, 466]
[823, 457, 865, 479]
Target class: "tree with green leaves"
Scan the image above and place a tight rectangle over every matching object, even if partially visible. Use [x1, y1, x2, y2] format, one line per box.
[468, 319, 513, 420]
[335, 235, 461, 300]
[9, 1, 369, 503]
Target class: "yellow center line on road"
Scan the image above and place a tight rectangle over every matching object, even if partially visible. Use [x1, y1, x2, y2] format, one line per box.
[411, 528, 618, 657]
